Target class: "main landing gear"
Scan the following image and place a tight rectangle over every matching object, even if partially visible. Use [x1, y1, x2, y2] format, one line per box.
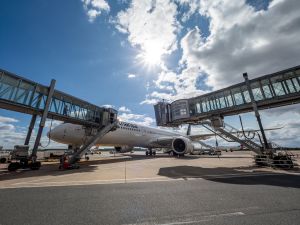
[146, 148, 156, 156]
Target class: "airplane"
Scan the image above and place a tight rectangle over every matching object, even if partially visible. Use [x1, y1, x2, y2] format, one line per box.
[48, 120, 281, 157]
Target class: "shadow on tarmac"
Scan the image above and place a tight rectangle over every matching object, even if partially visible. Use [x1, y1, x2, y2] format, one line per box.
[158, 166, 300, 188]
[0, 153, 193, 181]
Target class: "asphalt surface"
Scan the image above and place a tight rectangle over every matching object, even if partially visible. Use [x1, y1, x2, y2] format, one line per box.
[1, 173, 300, 225]
[1, 152, 300, 225]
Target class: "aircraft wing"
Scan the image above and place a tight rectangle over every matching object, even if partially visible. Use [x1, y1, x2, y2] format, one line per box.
[188, 134, 212, 141]
[189, 127, 283, 141]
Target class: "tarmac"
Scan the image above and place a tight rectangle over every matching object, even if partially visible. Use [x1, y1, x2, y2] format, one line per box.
[0, 151, 300, 225]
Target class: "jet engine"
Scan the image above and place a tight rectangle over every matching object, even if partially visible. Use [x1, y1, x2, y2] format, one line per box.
[172, 137, 193, 155]
[114, 146, 134, 153]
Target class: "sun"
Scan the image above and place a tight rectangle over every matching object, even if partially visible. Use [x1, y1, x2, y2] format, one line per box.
[138, 41, 164, 67]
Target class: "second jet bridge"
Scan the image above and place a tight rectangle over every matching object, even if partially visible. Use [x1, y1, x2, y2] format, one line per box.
[0, 68, 118, 165]
[154, 65, 300, 126]
[0, 68, 117, 127]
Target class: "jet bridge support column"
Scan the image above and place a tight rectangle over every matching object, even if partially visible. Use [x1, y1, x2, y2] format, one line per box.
[243, 73, 270, 151]
[31, 79, 56, 161]
[24, 114, 37, 145]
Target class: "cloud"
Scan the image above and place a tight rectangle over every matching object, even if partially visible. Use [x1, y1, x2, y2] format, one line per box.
[141, 66, 208, 104]
[262, 104, 300, 116]
[0, 116, 18, 123]
[0, 124, 15, 131]
[45, 120, 63, 129]
[179, 0, 300, 89]
[128, 73, 136, 78]
[114, 0, 179, 56]
[118, 112, 155, 126]
[140, 98, 159, 105]
[101, 104, 115, 109]
[137, 0, 300, 107]
[0, 124, 66, 149]
[175, 0, 201, 22]
[82, 0, 110, 22]
[267, 119, 300, 147]
[118, 106, 131, 112]
[0, 115, 66, 149]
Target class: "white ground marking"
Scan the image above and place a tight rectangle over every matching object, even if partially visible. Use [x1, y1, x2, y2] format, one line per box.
[159, 212, 245, 225]
[124, 212, 245, 225]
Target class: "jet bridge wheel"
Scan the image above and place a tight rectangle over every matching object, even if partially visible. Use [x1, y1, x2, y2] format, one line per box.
[29, 161, 41, 170]
[8, 162, 21, 171]
[273, 155, 294, 169]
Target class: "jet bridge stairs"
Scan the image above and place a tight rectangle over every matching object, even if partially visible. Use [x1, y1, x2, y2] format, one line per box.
[68, 121, 117, 165]
[200, 120, 262, 154]
[198, 119, 295, 168]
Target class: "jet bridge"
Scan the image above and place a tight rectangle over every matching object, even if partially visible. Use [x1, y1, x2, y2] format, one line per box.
[154, 65, 300, 126]
[154, 65, 300, 168]
[0, 68, 117, 170]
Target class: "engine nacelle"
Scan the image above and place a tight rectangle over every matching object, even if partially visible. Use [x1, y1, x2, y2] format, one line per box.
[114, 146, 134, 153]
[172, 137, 193, 155]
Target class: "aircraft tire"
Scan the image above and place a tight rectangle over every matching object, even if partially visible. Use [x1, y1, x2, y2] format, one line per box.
[173, 152, 184, 157]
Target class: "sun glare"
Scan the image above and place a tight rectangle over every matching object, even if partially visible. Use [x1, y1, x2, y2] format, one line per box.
[139, 41, 164, 67]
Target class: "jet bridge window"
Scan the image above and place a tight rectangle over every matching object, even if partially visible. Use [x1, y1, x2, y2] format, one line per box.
[224, 91, 233, 107]
[202, 101, 208, 112]
[261, 79, 273, 98]
[231, 88, 244, 105]
[217, 95, 226, 109]
[251, 82, 264, 101]
[285, 79, 296, 93]
[242, 90, 251, 103]
[196, 103, 201, 113]
[271, 75, 286, 96]
[180, 108, 187, 115]
[292, 78, 300, 91]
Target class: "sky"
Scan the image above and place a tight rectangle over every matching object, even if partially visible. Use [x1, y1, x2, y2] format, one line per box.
[0, 0, 300, 149]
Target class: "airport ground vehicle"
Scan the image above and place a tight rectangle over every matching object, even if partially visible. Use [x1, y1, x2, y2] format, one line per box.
[7, 145, 41, 171]
[0, 153, 10, 163]
[38, 149, 66, 160]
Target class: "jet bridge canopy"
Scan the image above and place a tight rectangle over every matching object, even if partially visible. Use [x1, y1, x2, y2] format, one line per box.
[154, 65, 300, 127]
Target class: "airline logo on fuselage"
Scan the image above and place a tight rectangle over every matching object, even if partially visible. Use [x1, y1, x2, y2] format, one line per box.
[118, 121, 139, 129]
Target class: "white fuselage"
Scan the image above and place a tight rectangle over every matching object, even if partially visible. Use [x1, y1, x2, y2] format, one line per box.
[49, 121, 184, 148]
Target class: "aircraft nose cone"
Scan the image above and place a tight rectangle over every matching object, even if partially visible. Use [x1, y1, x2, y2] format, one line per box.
[48, 127, 60, 142]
